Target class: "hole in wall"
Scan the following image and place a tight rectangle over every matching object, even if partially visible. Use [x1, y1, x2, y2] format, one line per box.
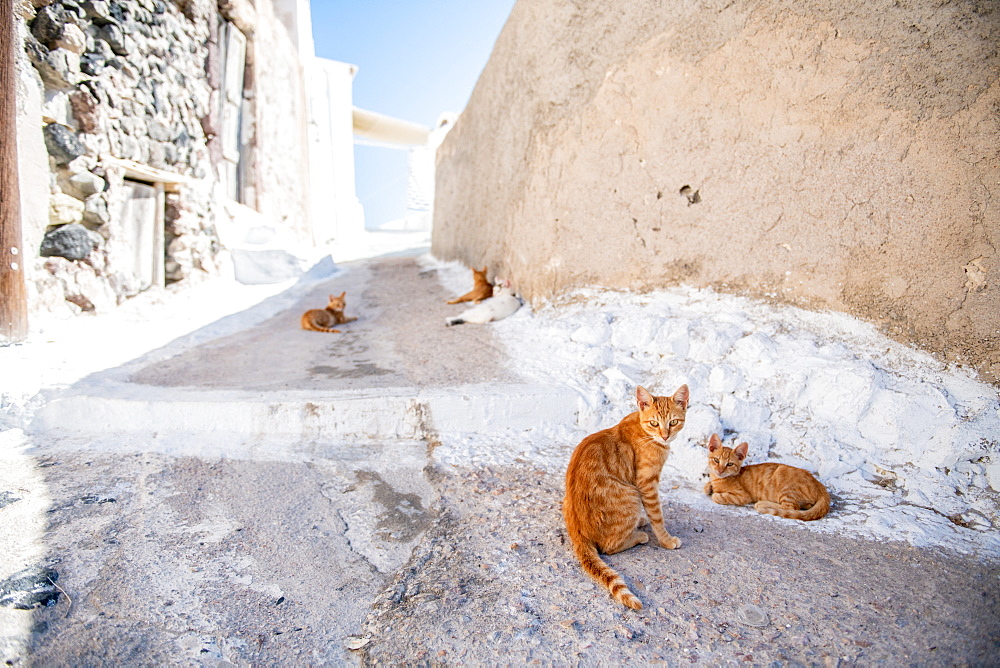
[679, 185, 701, 206]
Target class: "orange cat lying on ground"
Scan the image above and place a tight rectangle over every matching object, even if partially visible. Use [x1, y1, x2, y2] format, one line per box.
[704, 433, 830, 521]
[446, 265, 492, 304]
[563, 385, 689, 610]
[300, 292, 357, 333]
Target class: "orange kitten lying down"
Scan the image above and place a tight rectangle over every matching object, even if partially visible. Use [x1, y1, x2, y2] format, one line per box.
[704, 433, 829, 521]
[300, 292, 357, 333]
[446, 265, 492, 304]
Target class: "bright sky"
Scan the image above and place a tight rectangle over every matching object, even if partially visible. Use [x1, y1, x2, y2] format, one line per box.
[310, 1, 517, 227]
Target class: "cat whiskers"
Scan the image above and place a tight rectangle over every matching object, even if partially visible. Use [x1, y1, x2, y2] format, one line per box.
[641, 434, 669, 449]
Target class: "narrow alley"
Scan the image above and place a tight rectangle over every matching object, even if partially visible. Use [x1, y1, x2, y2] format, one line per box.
[1, 253, 997, 665]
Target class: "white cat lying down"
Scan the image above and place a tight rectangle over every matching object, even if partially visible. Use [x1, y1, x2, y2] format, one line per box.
[446, 279, 521, 326]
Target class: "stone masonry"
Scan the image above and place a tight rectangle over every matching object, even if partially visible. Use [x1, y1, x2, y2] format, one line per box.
[15, 0, 314, 320]
[20, 0, 222, 314]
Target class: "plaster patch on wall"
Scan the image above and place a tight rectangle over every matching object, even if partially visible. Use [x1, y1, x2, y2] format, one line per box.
[963, 257, 988, 293]
[885, 275, 908, 300]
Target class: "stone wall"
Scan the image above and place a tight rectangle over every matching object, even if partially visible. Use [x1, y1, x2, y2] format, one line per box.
[18, 0, 217, 315]
[14, 0, 313, 320]
[431, 0, 1000, 384]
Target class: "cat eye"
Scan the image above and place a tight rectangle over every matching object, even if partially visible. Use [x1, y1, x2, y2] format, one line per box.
[669, 419, 680, 426]
[649, 420, 659, 427]
[711, 458, 719, 463]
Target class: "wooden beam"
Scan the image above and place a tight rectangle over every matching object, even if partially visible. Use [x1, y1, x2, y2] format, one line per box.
[353, 107, 430, 146]
[0, 0, 28, 342]
[101, 155, 189, 192]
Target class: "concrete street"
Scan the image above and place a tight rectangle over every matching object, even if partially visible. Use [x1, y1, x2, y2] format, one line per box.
[1, 255, 997, 665]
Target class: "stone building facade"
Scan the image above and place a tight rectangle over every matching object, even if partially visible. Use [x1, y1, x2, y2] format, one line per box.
[13, 0, 322, 319]
[432, 0, 1000, 384]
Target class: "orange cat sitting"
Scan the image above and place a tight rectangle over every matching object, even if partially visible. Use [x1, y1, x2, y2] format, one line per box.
[446, 265, 492, 304]
[704, 433, 829, 521]
[564, 385, 689, 610]
[300, 292, 357, 333]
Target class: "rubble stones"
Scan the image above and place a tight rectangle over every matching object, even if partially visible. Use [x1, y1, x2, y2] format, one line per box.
[68, 87, 101, 131]
[83, 193, 110, 225]
[90, 37, 114, 61]
[97, 22, 130, 55]
[40, 223, 97, 260]
[22, 29, 49, 66]
[81, 0, 114, 24]
[43, 122, 86, 164]
[15, 1, 35, 21]
[48, 192, 85, 226]
[79, 50, 105, 75]
[27, 0, 220, 309]
[146, 118, 173, 142]
[37, 47, 82, 87]
[0, 567, 61, 610]
[31, 5, 73, 47]
[107, 0, 128, 23]
[69, 170, 106, 196]
[54, 22, 86, 53]
[147, 140, 167, 168]
[43, 255, 121, 312]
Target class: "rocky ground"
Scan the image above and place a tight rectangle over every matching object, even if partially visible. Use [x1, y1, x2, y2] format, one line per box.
[359, 464, 1000, 666]
[3, 451, 997, 666]
[1, 255, 998, 665]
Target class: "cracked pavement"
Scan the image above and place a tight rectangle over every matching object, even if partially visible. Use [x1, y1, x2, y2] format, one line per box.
[0, 448, 432, 664]
[1, 254, 998, 665]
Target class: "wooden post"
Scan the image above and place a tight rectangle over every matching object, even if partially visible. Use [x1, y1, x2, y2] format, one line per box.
[0, 0, 29, 342]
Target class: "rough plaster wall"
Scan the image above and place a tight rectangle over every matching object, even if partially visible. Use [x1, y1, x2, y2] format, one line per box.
[432, 0, 1000, 383]
[248, 0, 312, 243]
[13, 9, 51, 311]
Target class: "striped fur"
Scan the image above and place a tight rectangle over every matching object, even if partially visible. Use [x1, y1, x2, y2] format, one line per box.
[301, 292, 357, 333]
[703, 433, 830, 521]
[446, 265, 492, 304]
[563, 385, 689, 609]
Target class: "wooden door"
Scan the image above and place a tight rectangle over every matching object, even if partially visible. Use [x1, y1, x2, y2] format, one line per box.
[117, 179, 162, 291]
[221, 21, 246, 202]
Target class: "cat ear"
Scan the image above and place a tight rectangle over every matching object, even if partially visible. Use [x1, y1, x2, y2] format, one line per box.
[708, 433, 722, 452]
[672, 384, 689, 410]
[734, 442, 749, 460]
[339, 291, 346, 298]
[636, 386, 653, 410]
[328, 294, 335, 300]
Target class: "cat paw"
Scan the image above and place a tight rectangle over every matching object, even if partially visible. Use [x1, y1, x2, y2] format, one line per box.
[621, 592, 643, 610]
[658, 535, 681, 550]
[703, 482, 714, 495]
[636, 531, 649, 545]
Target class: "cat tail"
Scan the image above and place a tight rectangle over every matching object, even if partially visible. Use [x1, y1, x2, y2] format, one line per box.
[569, 533, 642, 610]
[445, 318, 465, 326]
[302, 324, 342, 333]
[756, 489, 830, 521]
